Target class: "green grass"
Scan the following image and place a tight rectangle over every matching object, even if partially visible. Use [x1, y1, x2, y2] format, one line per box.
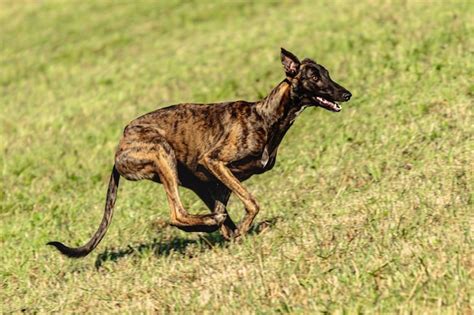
[1, 0, 473, 313]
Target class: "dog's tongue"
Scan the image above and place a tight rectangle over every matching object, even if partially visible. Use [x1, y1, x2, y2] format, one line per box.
[316, 96, 341, 112]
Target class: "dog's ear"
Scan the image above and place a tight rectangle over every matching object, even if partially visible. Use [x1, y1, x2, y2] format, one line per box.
[281, 48, 300, 78]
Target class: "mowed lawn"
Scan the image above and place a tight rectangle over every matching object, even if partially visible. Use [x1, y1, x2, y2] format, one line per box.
[0, 0, 472, 313]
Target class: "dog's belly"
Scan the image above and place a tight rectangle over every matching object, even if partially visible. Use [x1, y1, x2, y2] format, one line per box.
[174, 159, 270, 185]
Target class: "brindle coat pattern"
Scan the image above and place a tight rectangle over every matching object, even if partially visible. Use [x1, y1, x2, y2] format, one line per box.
[48, 48, 351, 258]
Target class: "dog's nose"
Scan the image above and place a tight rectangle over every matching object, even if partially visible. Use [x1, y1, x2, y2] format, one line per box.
[342, 92, 352, 101]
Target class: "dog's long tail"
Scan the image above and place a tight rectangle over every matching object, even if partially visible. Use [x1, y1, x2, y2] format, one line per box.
[47, 165, 120, 258]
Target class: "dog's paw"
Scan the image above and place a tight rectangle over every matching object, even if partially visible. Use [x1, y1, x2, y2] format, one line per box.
[220, 226, 238, 241]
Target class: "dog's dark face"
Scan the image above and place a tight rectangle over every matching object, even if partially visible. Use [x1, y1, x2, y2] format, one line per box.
[281, 48, 351, 112]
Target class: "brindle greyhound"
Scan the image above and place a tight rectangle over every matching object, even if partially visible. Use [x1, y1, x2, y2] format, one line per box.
[48, 48, 351, 258]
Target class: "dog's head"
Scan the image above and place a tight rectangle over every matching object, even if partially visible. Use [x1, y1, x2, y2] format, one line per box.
[281, 48, 351, 112]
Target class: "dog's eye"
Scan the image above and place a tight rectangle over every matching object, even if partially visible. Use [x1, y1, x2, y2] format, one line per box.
[311, 75, 319, 81]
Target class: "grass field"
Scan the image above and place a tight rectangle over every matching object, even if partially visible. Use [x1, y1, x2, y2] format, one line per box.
[1, 0, 473, 313]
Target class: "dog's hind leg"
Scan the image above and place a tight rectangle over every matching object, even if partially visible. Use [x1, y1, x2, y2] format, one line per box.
[116, 135, 226, 232]
[151, 142, 227, 233]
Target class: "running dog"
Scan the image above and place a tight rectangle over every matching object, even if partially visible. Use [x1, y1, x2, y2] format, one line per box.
[48, 48, 352, 258]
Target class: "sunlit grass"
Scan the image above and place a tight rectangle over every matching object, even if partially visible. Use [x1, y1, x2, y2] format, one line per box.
[0, 0, 472, 313]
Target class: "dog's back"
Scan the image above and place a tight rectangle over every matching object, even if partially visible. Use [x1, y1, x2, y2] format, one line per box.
[122, 101, 265, 170]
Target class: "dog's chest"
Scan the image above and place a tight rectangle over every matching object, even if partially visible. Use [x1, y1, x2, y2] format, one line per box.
[228, 146, 277, 179]
[260, 147, 270, 168]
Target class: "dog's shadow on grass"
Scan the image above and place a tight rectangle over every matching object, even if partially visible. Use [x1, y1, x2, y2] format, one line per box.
[94, 217, 281, 269]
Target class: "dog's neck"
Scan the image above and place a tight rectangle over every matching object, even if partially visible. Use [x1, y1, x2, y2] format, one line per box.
[256, 79, 306, 150]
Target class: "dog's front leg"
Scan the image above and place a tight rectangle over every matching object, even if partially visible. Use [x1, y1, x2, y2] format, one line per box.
[203, 157, 260, 237]
[209, 185, 238, 240]
[187, 182, 238, 240]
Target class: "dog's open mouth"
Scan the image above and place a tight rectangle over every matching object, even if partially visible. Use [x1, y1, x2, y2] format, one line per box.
[314, 96, 341, 112]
